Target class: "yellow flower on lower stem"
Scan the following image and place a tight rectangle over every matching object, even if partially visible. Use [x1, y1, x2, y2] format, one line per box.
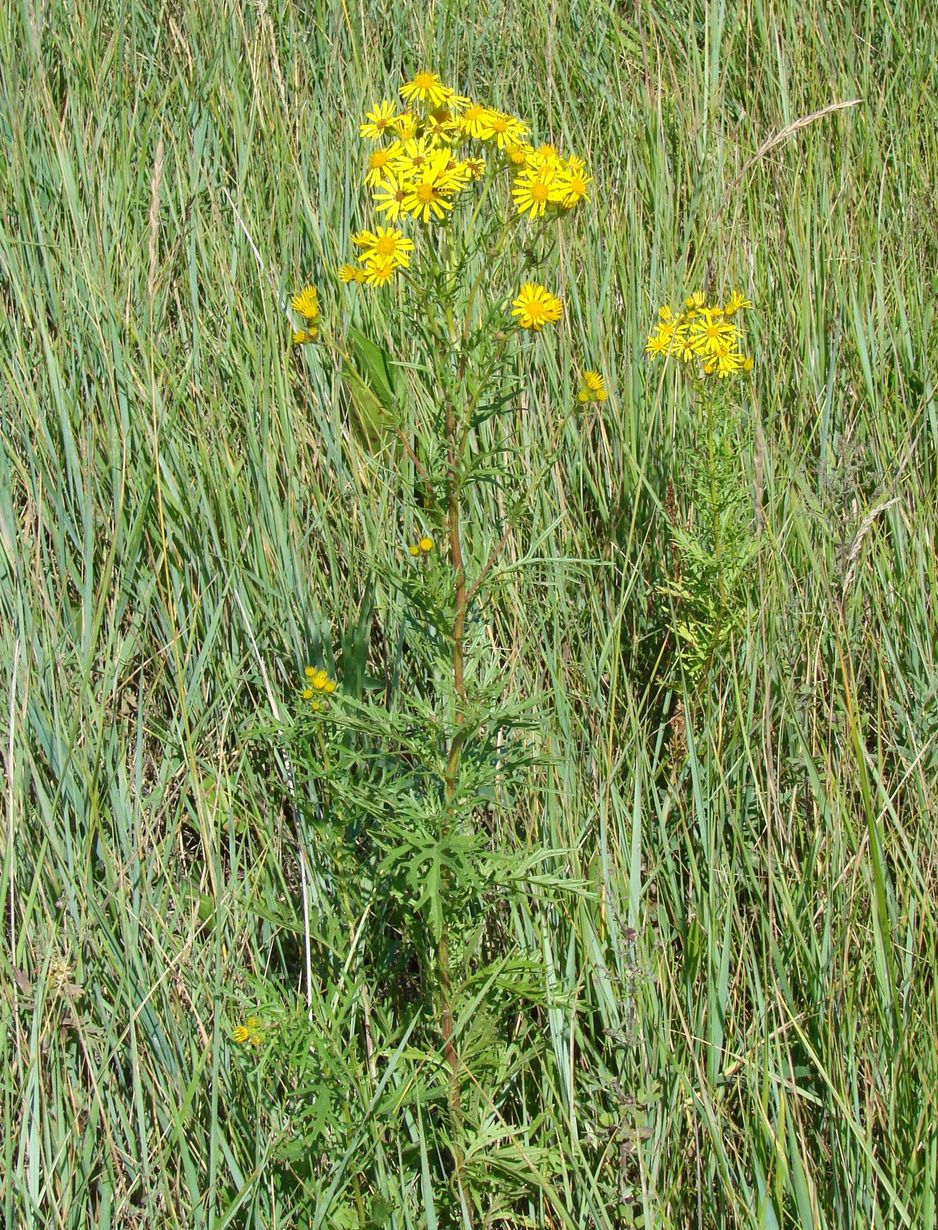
[577, 370, 607, 402]
[232, 1017, 263, 1046]
[408, 535, 434, 557]
[291, 284, 319, 321]
[511, 282, 563, 330]
[304, 666, 337, 694]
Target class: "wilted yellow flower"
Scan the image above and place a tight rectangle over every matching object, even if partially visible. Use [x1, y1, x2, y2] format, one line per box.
[292, 327, 318, 344]
[724, 290, 753, 316]
[339, 263, 367, 283]
[359, 100, 398, 140]
[511, 283, 563, 330]
[578, 370, 607, 402]
[464, 157, 486, 180]
[392, 111, 419, 139]
[291, 284, 319, 321]
[400, 71, 452, 109]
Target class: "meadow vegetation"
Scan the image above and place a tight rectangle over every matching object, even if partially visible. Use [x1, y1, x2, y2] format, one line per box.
[1, 1, 936, 1227]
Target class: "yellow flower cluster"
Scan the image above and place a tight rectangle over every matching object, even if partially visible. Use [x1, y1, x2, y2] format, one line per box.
[577, 370, 608, 403]
[231, 1017, 263, 1046]
[303, 665, 337, 712]
[408, 534, 434, 557]
[290, 285, 319, 344]
[645, 291, 754, 378]
[340, 72, 590, 288]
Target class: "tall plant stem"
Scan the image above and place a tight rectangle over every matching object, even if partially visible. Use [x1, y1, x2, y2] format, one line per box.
[437, 386, 473, 1227]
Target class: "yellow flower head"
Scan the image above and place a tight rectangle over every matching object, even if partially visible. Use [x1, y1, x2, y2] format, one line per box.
[362, 256, 398, 287]
[504, 141, 531, 167]
[292, 327, 318, 344]
[290, 284, 319, 321]
[418, 535, 433, 553]
[480, 109, 528, 149]
[304, 666, 337, 694]
[464, 157, 486, 180]
[511, 282, 563, 331]
[352, 225, 414, 268]
[577, 370, 607, 403]
[527, 144, 561, 172]
[364, 142, 401, 186]
[556, 160, 591, 208]
[459, 102, 490, 139]
[401, 152, 457, 223]
[359, 100, 398, 140]
[512, 168, 557, 219]
[425, 108, 461, 143]
[339, 263, 368, 283]
[232, 1017, 263, 1046]
[371, 171, 412, 224]
[400, 71, 452, 110]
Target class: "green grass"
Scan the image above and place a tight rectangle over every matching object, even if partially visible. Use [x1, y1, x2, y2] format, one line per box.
[2, 0, 937, 1225]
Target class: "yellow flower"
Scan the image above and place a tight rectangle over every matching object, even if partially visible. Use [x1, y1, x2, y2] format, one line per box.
[511, 169, 556, 218]
[372, 171, 412, 223]
[645, 328, 671, 358]
[364, 143, 401, 186]
[400, 71, 452, 109]
[304, 666, 337, 694]
[338, 263, 367, 283]
[460, 102, 491, 139]
[362, 256, 398, 287]
[359, 100, 398, 140]
[577, 370, 607, 402]
[393, 111, 419, 139]
[352, 226, 414, 268]
[425, 109, 461, 143]
[290, 284, 319, 322]
[391, 136, 436, 177]
[527, 144, 560, 171]
[408, 534, 434, 556]
[480, 109, 528, 149]
[724, 290, 753, 316]
[232, 1017, 263, 1046]
[292, 327, 318, 344]
[556, 159, 591, 207]
[684, 290, 706, 314]
[688, 309, 740, 357]
[464, 157, 486, 180]
[505, 141, 531, 166]
[402, 153, 457, 223]
[511, 282, 563, 330]
[742, 354, 754, 372]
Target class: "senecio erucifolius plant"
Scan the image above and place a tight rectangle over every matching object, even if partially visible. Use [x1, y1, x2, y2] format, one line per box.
[645, 290, 757, 693]
[273, 72, 605, 1222]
